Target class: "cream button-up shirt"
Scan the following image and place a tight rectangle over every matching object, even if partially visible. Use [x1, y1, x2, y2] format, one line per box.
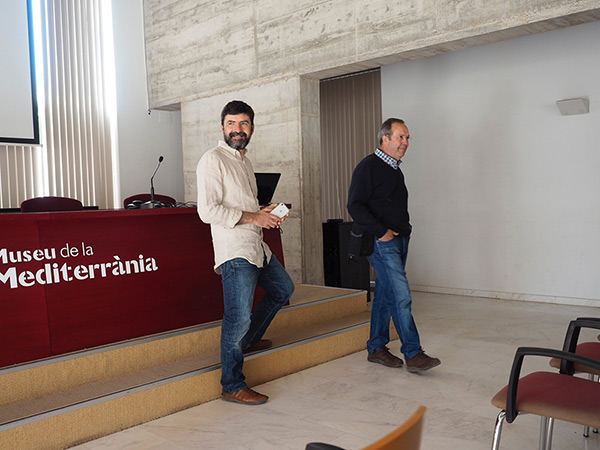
[196, 140, 272, 273]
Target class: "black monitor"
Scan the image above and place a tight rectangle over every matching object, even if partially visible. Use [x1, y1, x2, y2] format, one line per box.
[255, 172, 281, 206]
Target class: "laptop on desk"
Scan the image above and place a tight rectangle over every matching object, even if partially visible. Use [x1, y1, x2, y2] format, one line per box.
[255, 172, 281, 206]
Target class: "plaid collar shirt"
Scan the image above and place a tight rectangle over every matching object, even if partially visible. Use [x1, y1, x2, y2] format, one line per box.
[375, 148, 402, 170]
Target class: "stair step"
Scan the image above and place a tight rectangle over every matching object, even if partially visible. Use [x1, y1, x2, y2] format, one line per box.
[0, 311, 369, 428]
[0, 285, 369, 449]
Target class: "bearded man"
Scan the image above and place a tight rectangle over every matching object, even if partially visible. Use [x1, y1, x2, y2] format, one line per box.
[196, 100, 294, 405]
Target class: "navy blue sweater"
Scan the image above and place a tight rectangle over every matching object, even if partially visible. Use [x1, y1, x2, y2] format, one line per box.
[347, 153, 411, 239]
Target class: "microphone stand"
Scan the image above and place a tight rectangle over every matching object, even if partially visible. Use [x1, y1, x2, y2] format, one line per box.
[142, 156, 164, 209]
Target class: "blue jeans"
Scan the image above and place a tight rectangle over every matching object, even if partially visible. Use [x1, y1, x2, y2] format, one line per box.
[219, 255, 294, 393]
[367, 236, 422, 360]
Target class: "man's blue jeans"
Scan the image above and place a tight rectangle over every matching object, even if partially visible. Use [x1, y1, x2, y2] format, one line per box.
[367, 236, 422, 360]
[219, 255, 294, 393]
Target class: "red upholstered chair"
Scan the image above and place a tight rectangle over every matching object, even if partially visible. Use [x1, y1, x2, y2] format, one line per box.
[549, 317, 600, 437]
[491, 320, 600, 450]
[21, 196, 83, 212]
[123, 193, 176, 208]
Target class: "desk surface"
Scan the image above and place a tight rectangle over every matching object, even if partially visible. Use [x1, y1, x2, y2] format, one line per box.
[0, 208, 284, 367]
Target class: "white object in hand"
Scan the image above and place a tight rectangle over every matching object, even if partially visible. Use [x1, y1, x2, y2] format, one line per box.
[271, 203, 289, 218]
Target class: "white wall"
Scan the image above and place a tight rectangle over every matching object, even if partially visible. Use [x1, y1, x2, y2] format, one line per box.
[111, 0, 183, 206]
[382, 21, 600, 306]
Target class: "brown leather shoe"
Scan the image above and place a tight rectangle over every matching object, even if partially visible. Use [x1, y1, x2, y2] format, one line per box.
[406, 350, 441, 373]
[242, 339, 273, 354]
[222, 387, 268, 405]
[367, 346, 404, 368]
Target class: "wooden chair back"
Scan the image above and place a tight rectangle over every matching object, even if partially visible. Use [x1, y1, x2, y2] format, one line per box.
[363, 406, 426, 450]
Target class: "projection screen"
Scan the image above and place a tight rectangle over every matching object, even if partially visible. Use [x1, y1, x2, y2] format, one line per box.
[0, 0, 39, 145]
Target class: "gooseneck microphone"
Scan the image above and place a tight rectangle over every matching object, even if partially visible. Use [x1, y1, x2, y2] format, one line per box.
[142, 156, 164, 209]
[150, 155, 164, 205]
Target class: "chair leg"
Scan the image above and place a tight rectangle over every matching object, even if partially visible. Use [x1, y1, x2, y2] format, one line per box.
[491, 410, 506, 450]
[539, 416, 548, 450]
[594, 375, 599, 434]
[539, 417, 555, 450]
[584, 374, 598, 437]
[545, 417, 554, 450]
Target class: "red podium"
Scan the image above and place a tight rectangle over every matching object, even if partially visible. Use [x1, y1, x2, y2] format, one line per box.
[0, 208, 285, 367]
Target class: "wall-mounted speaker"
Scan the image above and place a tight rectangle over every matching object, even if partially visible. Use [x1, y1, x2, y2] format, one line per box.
[556, 98, 589, 116]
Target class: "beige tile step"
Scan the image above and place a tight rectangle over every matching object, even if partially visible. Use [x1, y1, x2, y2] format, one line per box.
[0, 284, 366, 407]
[0, 285, 369, 450]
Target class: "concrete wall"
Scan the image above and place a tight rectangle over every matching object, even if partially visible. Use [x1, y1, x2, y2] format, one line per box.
[143, 0, 600, 285]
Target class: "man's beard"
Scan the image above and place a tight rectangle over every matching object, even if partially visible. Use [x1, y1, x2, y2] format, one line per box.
[224, 131, 251, 150]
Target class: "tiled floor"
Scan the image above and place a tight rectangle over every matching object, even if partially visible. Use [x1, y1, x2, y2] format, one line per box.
[73, 292, 600, 450]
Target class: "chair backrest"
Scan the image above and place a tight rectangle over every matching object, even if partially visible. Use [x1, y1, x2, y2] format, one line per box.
[21, 196, 83, 212]
[363, 406, 426, 450]
[123, 193, 176, 208]
[549, 341, 600, 376]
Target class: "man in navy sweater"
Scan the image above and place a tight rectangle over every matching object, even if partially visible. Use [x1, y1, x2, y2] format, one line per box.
[347, 118, 440, 373]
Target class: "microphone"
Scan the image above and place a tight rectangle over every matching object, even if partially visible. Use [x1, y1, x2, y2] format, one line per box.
[150, 156, 164, 205]
[142, 156, 164, 209]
